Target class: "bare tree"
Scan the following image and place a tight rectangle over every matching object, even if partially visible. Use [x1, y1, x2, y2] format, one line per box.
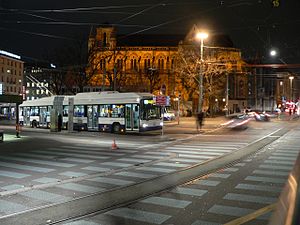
[144, 67, 161, 93]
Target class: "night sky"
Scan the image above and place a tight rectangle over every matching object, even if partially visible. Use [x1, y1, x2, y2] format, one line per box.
[0, 0, 299, 64]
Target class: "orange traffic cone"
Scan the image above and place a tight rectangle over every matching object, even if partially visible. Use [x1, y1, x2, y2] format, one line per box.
[111, 138, 118, 150]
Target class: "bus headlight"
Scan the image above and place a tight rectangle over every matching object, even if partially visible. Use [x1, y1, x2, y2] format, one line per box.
[142, 124, 148, 128]
[160, 122, 163, 126]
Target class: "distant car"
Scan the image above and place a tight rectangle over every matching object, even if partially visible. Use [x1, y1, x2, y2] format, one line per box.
[221, 114, 251, 129]
[253, 112, 271, 122]
[163, 110, 176, 121]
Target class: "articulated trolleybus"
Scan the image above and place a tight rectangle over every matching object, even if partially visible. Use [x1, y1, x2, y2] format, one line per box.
[19, 92, 163, 133]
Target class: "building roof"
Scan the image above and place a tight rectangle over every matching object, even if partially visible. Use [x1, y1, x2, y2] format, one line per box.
[116, 33, 234, 48]
[117, 34, 185, 47]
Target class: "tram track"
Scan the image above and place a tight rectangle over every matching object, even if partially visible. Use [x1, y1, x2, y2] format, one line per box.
[0, 126, 292, 225]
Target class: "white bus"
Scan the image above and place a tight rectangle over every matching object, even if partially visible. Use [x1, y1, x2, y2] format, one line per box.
[19, 92, 163, 133]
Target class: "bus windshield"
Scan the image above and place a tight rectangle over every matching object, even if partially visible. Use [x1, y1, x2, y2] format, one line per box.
[141, 99, 160, 120]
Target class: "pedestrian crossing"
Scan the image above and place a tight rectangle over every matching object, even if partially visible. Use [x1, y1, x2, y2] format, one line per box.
[0, 139, 250, 219]
[1, 134, 298, 225]
[57, 133, 300, 225]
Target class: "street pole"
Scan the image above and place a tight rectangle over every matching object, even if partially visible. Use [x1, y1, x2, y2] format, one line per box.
[198, 38, 204, 113]
[177, 95, 180, 125]
[226, 72, 229, 116]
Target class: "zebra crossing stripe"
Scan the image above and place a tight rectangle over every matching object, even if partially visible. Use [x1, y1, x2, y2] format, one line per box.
[0, 199, 28, 214]
[63, 220, 100, 225]
[136, 167, 176, 173]
[58, 183, 105, 194]
[20, 190, 72, 203]
[114, 171, 155, 179]
[0, 170, 30, 178]
[0, 161, 55, 173]
[1, 156, 75, 168]
[171, 187, 207, 197]
[264, 159, 295, 166]
[223, 203, 276, 225]
[208, 204, 270, 220]
[245, 176, 286, 184]
[105, 207, 171, 224]
[154, 162, 190, 167]
[88, 177, 134, 186]
[259, 164, 293, 171]
[140, 196, 191, 208]
[223, 193, 277, 204]
[235, 183, 282, 193]
[253, 169, 289, 177]
[191, 220, 221, 225]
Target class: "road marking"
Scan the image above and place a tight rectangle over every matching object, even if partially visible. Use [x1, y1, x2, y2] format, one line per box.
[0, 170, 30, 178]
[141, 196, 191, 208]
[136, 167, 176, 173]
[245, 176, 286, 184]
[81, 166, 110, 172]
[171, 187, 207, 197]
[58, 183, 105, 194]
[223, 193, 277, 204]
[194, 180, 220, 186]
[253, 169, 289, 177]
[208, 204, 270, 220]
[63, 220, 100, 225]
[0, 161, 54, 173]
[88, 177, 135, 186]
[115, 171, 155, 179]
[154, 162, 190, 167]
[59, 171, 87, 178]
[20, 190, 72, 203]
[0, 156, 76, 168]
[235, 183, 282, 192]
[223, 203, 276, 225]
[105, 207, 171, 224]
[0, 200, 28, 214]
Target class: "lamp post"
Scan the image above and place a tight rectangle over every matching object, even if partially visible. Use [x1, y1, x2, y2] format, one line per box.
[289, 76, 294, 101]
[196, 32, 208, 113]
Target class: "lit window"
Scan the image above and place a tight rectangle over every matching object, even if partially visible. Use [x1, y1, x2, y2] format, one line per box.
[36, 89, 40, 94]
[27, 82, 30, 87]
[32, 83, 34, 87]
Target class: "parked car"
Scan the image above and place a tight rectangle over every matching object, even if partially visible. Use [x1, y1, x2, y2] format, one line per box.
[163, 109, 176, 121]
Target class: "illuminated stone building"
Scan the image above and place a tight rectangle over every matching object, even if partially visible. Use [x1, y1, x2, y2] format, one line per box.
[0, 50, 24, 96]
[88, 26, 247, 113]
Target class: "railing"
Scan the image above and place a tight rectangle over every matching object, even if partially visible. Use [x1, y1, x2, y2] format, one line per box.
[268, 151, 300, 225]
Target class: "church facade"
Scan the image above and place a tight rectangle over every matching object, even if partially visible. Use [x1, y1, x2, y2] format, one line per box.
[88, 26, 248, 114]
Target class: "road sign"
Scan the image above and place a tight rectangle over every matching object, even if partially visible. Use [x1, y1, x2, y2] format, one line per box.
[155, 95, 170, 106]
[155, 95, 166, 106]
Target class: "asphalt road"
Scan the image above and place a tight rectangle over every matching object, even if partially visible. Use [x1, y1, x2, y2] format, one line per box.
[0, 116, 299, 225]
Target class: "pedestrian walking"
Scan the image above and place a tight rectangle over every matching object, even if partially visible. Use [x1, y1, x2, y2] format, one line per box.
[196, 111, 204, 132]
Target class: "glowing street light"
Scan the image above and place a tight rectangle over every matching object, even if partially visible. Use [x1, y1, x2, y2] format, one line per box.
[270, 49, 277, 57]
[196, 31, 208, 113]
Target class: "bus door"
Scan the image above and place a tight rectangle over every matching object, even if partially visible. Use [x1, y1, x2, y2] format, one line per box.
[87, 105, 98, 130]
[40, 107, 47, 127]
[125, 104, 139, 131]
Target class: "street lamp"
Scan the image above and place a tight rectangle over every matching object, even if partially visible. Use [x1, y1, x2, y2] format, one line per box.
[289, 76, 294, 101]
[196, 31, 208, 113]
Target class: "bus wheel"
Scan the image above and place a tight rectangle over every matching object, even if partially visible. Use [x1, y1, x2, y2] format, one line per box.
[112, 123, 121, 133]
